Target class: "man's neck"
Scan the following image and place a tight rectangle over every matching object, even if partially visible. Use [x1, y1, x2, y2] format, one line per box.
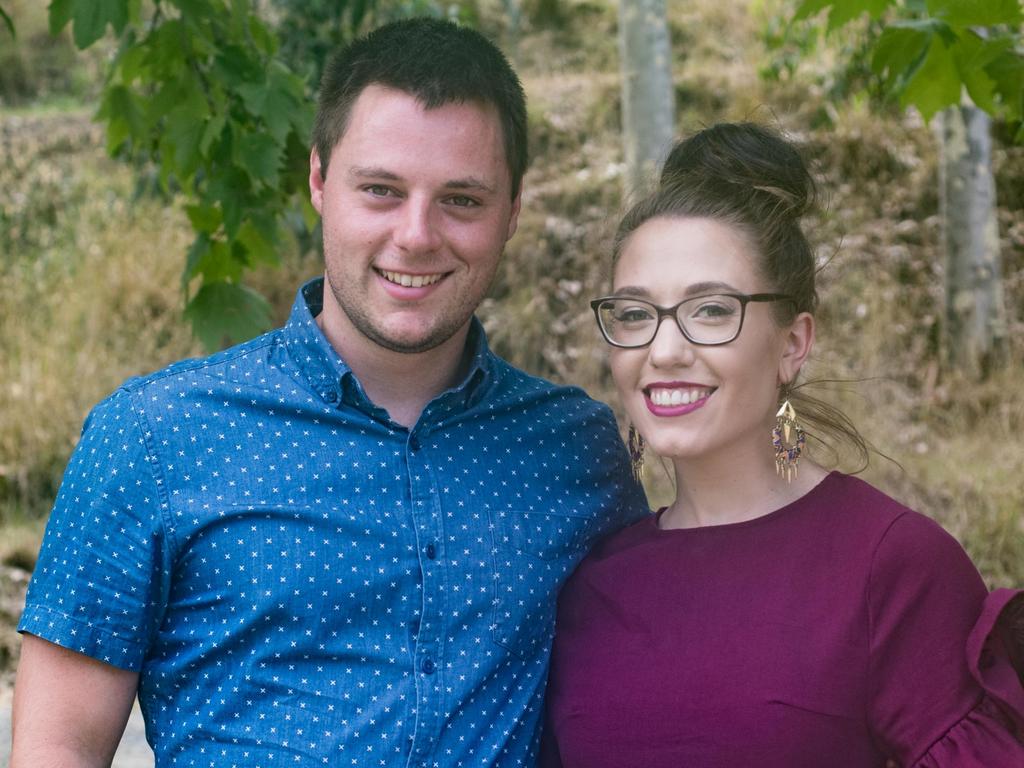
[315, 302, 473, 429]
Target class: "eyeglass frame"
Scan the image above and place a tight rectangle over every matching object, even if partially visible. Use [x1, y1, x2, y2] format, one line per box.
[589, 292, 797, 348]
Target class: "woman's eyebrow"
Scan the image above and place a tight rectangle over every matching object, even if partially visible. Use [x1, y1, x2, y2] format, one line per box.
[612, 281, 739, 298]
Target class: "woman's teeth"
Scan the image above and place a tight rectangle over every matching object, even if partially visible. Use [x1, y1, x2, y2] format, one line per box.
[649, 388, 713, 406]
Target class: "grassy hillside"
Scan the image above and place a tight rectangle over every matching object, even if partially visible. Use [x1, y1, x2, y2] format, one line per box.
[0, 0, 1021, 675]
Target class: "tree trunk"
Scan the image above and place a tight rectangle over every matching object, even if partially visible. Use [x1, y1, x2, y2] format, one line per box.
[618, 0, 675, 198]
[937, 105, 1007, 378]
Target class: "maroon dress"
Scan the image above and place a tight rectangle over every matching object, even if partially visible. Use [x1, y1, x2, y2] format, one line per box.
[542, 472, 1024, 767]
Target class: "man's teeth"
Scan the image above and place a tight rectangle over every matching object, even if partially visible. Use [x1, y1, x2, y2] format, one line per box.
[649, 388, 712, 406]
[380, 270, 443, 288]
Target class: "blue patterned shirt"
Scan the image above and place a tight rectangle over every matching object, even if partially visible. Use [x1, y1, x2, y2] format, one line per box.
[20, 279, 647, 768]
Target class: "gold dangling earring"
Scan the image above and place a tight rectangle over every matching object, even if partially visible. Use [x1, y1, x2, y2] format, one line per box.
[772, 399, 805, 483]
[627, 424, 645, 484]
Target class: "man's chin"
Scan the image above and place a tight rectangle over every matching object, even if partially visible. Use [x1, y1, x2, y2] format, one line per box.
[362, 321, 467, 355]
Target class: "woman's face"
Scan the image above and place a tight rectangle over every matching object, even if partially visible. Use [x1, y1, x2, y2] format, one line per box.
[608, 216, 811, 466]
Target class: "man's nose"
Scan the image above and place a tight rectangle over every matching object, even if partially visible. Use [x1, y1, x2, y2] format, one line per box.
[393, 197, 442, 253]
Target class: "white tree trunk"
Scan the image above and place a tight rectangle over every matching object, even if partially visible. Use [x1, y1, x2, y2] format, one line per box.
[937, 105, 1007, 378]
[618, 0, 675, 198]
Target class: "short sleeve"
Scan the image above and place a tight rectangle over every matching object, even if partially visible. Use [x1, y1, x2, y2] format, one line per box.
[17, 386, 172, 671]
[867, 512, 1024, 766]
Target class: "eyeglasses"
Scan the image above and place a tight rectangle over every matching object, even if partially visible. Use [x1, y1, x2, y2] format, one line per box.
[590, 293, 796, 348]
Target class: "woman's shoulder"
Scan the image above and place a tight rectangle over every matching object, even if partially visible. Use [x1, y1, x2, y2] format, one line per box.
[809, 472, 945, 543]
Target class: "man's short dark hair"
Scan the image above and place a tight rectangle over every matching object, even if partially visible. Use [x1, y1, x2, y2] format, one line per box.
[313, 18, 528, 198]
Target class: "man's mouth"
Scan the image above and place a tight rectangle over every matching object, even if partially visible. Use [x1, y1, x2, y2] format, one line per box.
[646, 386, 715, 407]
[376, 269, 446, 288]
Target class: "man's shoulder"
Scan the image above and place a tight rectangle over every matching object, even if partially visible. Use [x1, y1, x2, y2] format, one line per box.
[488, 355, 611, 415]
[105, 327, 285, 408]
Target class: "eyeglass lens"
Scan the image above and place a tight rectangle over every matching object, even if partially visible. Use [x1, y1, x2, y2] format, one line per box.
[596, 295, 744, 346]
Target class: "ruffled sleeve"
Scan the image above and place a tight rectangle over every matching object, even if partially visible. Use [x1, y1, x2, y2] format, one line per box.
[966, 589, 1024, 734]
[911, 590, 1024, 766]
[866, 513, 1024, 767]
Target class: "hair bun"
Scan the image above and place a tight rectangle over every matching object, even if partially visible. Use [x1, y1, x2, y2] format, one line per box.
[659, 122, 815, 220]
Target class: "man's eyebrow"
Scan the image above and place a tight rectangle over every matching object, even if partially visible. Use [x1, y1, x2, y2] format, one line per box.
[346, 166, 496, 195]
[348, 166, 401, 181]
[445, 177, 496, 195]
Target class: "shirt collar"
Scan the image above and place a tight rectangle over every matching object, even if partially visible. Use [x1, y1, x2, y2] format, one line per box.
[281, 278, 494, 411]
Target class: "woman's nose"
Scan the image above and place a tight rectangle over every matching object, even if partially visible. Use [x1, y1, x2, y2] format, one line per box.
[647, 315, 697, 369]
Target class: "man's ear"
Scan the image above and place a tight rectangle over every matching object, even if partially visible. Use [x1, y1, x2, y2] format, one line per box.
[309, 148, 325, 215]
[778, 312, 815, 386]
[506, 183, 522, 241]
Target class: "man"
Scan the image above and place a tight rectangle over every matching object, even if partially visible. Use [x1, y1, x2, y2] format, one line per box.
[12, 17, 646, 768]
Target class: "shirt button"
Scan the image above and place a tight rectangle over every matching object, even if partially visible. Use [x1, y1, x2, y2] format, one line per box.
[425, 543, 436, 560]
[421, 658, 435, 674]
[324, 390, 338, 403]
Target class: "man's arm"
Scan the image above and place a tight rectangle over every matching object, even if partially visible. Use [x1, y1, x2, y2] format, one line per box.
[11, 633, 139, 768]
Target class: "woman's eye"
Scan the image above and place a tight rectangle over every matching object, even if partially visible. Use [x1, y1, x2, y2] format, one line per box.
[616, 307, 655, 324]
[690, 302, 736, 320]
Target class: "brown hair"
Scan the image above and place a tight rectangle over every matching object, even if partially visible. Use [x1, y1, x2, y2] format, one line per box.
[614, 122, 869, 470]
[313, 18, 527, 198]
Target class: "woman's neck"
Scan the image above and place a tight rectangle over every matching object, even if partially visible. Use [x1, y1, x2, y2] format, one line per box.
[662, 445, 828, 530]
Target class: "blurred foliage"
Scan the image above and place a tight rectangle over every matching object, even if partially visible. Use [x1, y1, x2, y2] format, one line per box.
[771, 0, 1024, 135]
[47, 0, 319, 350]
[271, 0, 478, 90]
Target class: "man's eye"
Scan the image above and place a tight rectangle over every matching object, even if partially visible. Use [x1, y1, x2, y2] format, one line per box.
[365, 185, 395, 198]
[446, 195, 479, 208]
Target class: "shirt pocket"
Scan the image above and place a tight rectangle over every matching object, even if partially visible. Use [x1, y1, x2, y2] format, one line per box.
[489, 509, 596, 660]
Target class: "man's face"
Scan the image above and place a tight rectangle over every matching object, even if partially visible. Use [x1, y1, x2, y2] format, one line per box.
[310, 84, 521, 355]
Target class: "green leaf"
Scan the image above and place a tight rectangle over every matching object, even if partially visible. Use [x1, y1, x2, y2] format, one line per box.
[185, 204, 222, 234]
[48, 0, 73, 36]
[189, 237, 243, 282]
[115, 41, 149, 84]
[184, 281, 273, 351]
[200, 110, 227, 156]
[237, 63, 304, 145]
[901, 36, 963, 121]
[166, 120, 204, 179]
[1, 5, 15, 38]
[208, 163, 250, 238]
[72, 0, 129, 49]
[871, 27, 932, 91]
[986, 50, 1024, 121]
[237, 132, 282, 186]
[927, 0, 1023, 27]
[172, 0, 214, 16]
[828, 0, 892, 29]
[794, 0, 893, 26]
[97, 84, 147, 152]
[237, 219, 280, 267]
[794, 0, 832, 21]
[954, 32, 1012, 114]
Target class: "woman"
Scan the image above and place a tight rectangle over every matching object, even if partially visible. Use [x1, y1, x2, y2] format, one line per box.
[541, 123, 1024, 767]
